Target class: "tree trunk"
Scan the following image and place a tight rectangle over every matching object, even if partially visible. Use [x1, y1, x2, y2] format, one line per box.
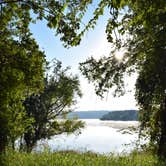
[24, 133, 36, 153]
[158, 96, 166, 158]
[11, 138, 15, 150]
[0, 135, 7, 153]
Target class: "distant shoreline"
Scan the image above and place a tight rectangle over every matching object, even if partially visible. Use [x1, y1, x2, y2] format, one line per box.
[82, 119, 139, 129]
[67, 110, 138, 121]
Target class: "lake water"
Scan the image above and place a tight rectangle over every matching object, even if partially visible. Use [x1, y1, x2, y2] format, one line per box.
[38, 119, 139, 154]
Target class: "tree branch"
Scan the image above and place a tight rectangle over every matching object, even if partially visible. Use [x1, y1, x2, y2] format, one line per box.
[0, 0, 22, 5]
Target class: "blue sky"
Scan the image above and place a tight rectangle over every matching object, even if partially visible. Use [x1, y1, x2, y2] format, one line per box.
[30, 5, 138, 111]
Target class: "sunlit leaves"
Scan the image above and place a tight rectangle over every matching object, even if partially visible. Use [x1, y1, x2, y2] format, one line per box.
[80, 55, 127, 97]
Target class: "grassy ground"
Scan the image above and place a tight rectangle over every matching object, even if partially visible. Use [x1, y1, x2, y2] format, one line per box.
[1, 149, 166, 166]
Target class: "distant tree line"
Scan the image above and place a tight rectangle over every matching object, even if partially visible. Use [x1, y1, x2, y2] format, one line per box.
[100, 110, 138, 121]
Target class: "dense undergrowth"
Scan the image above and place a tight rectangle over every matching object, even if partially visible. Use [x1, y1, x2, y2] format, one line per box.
[0, 149, 166, 166]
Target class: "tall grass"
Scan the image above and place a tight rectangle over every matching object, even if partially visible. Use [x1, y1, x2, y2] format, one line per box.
[0, 149, 165, 166]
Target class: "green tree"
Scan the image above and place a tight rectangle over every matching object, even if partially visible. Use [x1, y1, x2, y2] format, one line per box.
[0, 1, 45, 152]
[22, 60, 83, 152]
[0, 34, 46, 152]
[78, 0, 166, 158]
[0, 0, 90, 152]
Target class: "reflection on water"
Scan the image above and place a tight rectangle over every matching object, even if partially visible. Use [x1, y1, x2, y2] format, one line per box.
[38, 119, 139, 154]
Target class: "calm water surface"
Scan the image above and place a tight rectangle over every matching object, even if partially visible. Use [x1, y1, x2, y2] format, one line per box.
[38, 119, 139, 154]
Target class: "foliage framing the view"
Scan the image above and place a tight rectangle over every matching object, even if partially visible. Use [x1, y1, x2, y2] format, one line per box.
[0, 0, 165, 159]
[79, 0, 166, 158]
[0, 0, 90, 152]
